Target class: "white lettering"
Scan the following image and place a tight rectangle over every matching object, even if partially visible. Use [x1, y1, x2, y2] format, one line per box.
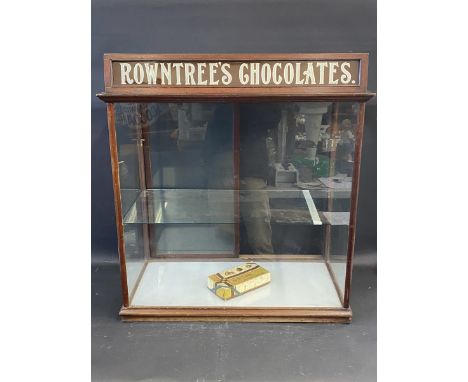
[160, 63, 171, 85]
[340, 62, 352, 84]
[283, 63, 294, 84]
[173, 63, 183, 85]
[303, 63, 316, 85]
[184, 63, 196, 85]
[117, 60, 354, 87]
[317, 62, 328, 85]
[197, 63, 208, 85]
[329, 62, 339, 85]
[133, 63, 144, 84]
[239, 63, 249, 85]
[261, 64, 271, 84]
[221, 63, 232, 85]
[250, 63, 260, 85]
[272, 63, 282, 84]
[144, 63, 157, 84]
[295, 63, 304, 85]
[120, 63, 133, 84]
[209, 63, 219, 85]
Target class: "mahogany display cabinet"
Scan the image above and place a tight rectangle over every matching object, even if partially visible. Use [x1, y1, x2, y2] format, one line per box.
[97, 53, 374, 322]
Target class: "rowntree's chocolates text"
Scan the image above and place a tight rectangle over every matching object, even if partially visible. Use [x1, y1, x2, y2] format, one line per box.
[114, 60, 360, 87]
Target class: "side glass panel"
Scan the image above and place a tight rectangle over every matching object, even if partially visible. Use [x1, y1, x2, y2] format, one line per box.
[114, 103, 146, 297]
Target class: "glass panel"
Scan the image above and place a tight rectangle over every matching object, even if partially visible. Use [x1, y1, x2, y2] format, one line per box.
[114, 103, 236, 297]
[146, 103, 233, 189]
[114, 103, 145, 296]
[113, 101, 360, 308]
[237, 102, 359, 302]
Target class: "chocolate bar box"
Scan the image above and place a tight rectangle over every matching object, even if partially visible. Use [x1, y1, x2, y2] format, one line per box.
[207, 263, 271, 300]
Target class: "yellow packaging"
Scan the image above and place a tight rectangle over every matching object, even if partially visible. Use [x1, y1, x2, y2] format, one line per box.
[207, 262, 271, 300]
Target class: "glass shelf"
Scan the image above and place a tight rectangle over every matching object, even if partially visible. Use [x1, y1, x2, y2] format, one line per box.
[122, 188, 350, 226]
[319, 211, 351, 226]
[123, 189, 235, 224]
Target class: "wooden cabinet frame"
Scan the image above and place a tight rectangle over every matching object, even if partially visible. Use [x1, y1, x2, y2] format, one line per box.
[98, 53, 374, 322]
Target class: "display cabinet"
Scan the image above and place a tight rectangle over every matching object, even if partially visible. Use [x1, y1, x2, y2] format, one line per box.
[98, 54, 374, 322]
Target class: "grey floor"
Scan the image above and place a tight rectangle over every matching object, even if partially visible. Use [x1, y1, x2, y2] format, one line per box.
[92, 257, 376, 382]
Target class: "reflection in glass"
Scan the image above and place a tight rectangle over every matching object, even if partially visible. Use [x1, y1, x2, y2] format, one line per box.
[115, 103, 236, 262]
[113, 101, 360, 307]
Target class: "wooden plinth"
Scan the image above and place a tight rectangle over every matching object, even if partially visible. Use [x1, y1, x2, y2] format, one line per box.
[119, 306, 352, 323]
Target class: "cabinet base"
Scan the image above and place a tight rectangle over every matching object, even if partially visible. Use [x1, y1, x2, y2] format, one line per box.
[119, 306, 352, 323]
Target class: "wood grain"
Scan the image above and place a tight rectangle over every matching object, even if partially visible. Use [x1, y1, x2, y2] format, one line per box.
[107, 103, 129, 307]
[119, 306, 352, 323]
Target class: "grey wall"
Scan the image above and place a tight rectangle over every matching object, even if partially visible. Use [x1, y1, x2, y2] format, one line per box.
[91, 0, 376, 259]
